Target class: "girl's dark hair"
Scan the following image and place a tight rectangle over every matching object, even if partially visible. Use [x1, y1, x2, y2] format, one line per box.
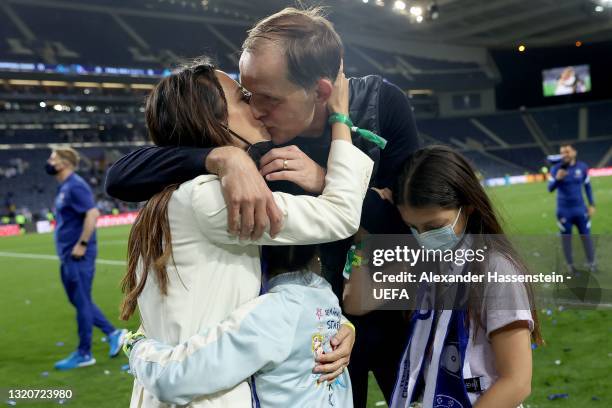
[395, 145, 543, 344]
[264, 245, 317, 277]
[121, 59, 233, 320]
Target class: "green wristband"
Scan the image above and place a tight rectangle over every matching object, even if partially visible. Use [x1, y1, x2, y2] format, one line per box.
[328, 112, 353, 128]
[328, 113, 388, 149]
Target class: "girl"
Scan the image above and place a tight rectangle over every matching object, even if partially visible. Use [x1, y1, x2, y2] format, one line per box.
[344, 145, 543, 408]
[121, 60, 371, 407]
[124, 245, 354, 407]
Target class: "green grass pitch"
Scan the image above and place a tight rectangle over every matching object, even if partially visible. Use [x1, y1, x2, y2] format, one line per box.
[1, 177, 611, 407]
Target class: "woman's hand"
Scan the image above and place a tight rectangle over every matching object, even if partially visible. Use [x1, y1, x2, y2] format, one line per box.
[328, 61, 349, 116]
[312, 323, 355, 383]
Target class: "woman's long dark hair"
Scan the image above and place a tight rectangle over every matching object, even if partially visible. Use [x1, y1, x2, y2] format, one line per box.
[120, 60, 232, 320]
[394, 145, 543, 344]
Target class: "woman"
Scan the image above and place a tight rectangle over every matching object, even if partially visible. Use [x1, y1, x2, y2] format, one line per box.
[344, 146, 542, 408]
[120, 60, 373, 407]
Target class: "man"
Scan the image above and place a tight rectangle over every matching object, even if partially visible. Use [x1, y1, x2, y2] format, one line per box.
[47, 148, 127, 370]
[105, 7, 420, 406]
[548, 144, 596, 273]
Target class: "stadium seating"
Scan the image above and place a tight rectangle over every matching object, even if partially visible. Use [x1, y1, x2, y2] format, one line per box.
[474, 113, 534, 145]
[532, 106, 580, 141]
[11, 5, 139, 67]
[0, 147, 136, 218]
[0, 3, 492, 89]
[588, 101, 612, 138]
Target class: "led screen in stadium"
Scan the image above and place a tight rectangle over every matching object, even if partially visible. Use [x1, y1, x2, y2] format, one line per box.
[542, 64, 592, 97]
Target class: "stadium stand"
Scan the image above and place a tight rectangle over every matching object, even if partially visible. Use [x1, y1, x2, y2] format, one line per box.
[531, 106, 580, 142]
[474, 113, 534, 145]
[588, 101, 612, 138]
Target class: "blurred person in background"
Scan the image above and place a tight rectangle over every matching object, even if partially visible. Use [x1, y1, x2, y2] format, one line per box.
[46, 147, 127, 370]
[548, 143, 596, 273]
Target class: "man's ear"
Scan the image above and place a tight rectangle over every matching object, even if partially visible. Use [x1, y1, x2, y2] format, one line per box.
[315, 78, 333, 104]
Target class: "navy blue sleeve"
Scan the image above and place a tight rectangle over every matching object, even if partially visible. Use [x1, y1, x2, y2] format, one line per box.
[360, 189, 411, 234]
[375, 81, 422, 188]
[70, 183, 96, 215]
[104, 146, 212, 202]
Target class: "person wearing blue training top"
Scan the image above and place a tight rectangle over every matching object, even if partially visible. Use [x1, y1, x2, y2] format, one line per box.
[46, 148, 127, 370]
[548, 144, 596, 273]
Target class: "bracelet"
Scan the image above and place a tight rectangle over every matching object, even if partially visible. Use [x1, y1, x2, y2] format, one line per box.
[328, 112, 354, 128]
[328, 113, 388, 149]
[123, 331, 147, 358]
[343, 245, 357, 279]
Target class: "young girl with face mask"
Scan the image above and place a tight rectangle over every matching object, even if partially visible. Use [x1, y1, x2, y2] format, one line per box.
[343, 145, 543, 408]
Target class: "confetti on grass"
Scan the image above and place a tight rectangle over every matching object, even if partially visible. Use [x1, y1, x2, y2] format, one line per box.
[547, 393, 569, 400]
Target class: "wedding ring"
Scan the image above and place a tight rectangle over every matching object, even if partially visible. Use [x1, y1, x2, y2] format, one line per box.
[283, 159, 289, 170]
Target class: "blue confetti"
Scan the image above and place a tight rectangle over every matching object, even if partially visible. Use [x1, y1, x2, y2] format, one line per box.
[531, 343, 538, 350]
[546, 309, 553, 316]
[547, 393, 569, 400]
[41, 371, 49, 377]
[56, 342, 64, 347]
[121, 364, 130, 371]
[6, 400, 17, 406]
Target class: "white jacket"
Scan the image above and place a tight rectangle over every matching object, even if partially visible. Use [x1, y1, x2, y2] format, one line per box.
[130, 140, 373, 407]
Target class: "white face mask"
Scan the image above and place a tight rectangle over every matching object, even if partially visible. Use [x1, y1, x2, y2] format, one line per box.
[410, 207, 464, 251]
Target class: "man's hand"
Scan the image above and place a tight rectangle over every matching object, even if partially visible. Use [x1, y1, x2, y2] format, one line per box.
[371, 187, 393, 203]
[259, 146, 326, 194]
[588, 205, 596, 217]
[206, 146, 283, 240]
[312, 324, 355, 383]
[71, 243, 86, 259]
[555, 169, 568, 180]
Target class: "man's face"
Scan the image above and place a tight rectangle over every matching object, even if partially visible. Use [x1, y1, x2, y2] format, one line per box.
[560, 146, 576, 163]
[239, 46, 317, 145]
[47, 152, 66, 172]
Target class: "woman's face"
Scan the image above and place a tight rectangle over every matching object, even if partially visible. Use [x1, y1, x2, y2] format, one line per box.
[398, 205, 467, 235]
[215, 71, 271, 146]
